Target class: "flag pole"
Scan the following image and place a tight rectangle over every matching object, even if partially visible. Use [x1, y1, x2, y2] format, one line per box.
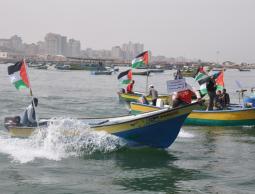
[145, 69, 149, 95]
[24, 59, 39, 127]
[145, 51, 149, 95]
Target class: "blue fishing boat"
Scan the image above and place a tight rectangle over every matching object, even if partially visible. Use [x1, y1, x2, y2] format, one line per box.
[4, 102, 200, 148]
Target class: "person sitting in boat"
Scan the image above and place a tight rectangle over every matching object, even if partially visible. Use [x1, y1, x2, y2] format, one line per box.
[215, 90, 224, 110]
[138, 95, 149, 105]
[20, 98, 38, 126]
[172, 84, 201, 108]
[222, 88, 230, 108]
[147, 85, 158, 106]
[126, 80, 135, 94]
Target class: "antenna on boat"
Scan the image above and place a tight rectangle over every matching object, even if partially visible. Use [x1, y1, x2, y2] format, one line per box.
[235, 80, 247, 106]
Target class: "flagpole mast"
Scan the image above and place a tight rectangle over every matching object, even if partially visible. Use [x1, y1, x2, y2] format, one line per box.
[145, 69, 149, 95]
[24, 58, 39, 127]
[145, 51, 149, 95]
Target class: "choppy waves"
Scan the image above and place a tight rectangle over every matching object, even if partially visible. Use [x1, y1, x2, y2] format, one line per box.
[0, 118, 127, 163]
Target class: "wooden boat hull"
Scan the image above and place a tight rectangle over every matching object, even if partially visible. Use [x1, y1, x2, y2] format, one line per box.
[186, 109, 255, 126]
[130, 102, 255, 126]
[118, 92, 170, 105]
[4, 102, 200, 148]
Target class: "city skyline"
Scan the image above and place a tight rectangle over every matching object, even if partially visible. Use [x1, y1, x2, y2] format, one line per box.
[0, 33, 151, 62]
[1, 0, 255, 63]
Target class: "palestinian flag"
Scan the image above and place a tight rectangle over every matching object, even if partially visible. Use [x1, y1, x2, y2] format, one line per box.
[194, 66, 221, 85]
[199, 84, 208, 95]
[194, 66, 209, 85]
[131, 51, 149, 68]
[8, 60, 30, 89]
[199, 71, 224, 95]
[215, 71, 224, 90]
[118, 69, 132, 84]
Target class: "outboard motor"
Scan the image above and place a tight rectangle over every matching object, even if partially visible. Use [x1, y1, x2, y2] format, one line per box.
[243, 96, 255, 108]
[4, 116, 21, 129]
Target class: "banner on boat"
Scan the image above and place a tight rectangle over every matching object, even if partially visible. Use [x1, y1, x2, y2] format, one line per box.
[166, 78, 187, 94]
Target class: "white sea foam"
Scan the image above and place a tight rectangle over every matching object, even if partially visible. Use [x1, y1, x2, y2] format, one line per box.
[0, 118, 126, 163]
[178, 129, 195, 138]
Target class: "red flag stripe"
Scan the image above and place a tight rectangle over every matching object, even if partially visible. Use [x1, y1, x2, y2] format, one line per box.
[216, 71, 224, 87]
[20, 61, 30, 87]
[127, 69, 132, 80]
[142, 51, 149, 64]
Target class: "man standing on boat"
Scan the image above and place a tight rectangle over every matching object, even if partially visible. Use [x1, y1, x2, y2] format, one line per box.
[206, 76, 217, 110]
[148, 85, 158, 106]
[222, 88, 230, 108]
[20, 98, 38, 126]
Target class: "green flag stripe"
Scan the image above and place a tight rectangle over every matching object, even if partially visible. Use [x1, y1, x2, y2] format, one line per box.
[121, 80, 132, 84]
[132, 61, 144, 68]
[14, 80, 28, 89]
[195, 72, 207, 81]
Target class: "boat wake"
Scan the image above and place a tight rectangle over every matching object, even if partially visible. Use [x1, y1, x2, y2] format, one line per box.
[0, 118, 127, 163]
[178, 129, 195, 138]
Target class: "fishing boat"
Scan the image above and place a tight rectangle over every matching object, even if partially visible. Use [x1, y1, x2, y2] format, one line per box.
[238, 68, 251, 72]
[177, 66, 197, 77]
[148, 69, 164, 73]
[55, 64, 71, 70]
[4, 102, 200, 148]
[130, 102, 255, 126]
[132, 71, 150, 76]
[92, 70, 113, 75]
[118, 91, 170, 105]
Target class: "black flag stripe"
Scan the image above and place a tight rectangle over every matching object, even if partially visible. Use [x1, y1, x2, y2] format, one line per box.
[117, 69, 131, 80]
[8, 61, 22, 75]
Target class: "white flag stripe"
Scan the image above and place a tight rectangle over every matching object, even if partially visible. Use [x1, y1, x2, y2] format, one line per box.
[9, 71, 21, 83]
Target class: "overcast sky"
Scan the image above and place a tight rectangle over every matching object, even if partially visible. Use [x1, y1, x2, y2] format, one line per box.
[1, 0, 255, 63]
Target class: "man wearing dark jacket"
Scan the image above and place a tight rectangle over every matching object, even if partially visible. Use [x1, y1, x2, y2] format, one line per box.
[206, 77, 217, 110]
[20, 98, 38, 126]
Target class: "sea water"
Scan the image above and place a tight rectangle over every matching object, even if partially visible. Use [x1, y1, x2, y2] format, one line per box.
[0, 64, 255, 193]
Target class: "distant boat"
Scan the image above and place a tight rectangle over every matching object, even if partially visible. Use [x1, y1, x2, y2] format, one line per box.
[133, 71, 150, 76]
[148, 69, 164, 73]
[92, 70, 113, 75]
[212, 68, 226, 72]
[69, 63, 107, 71]
[28, 63, 48, 70]
[55, 64, 71, 70]
[239, 68, 250, 72]
[113, 66, 119, 72]
[36, 65, 48, 70]
[179, 67, 197, 77]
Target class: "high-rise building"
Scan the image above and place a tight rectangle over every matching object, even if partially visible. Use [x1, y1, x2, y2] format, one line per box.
[111, 46, 122, 59]
[0, 35, 23, 52]
[45, 33, 67, 56]
[68, 39, 81, 57]
[37, 41, 45, 54]
[0, 39, 10, 49]
[61, 36, 68, 56]
[121, 41, 144, 60]
[10, 35, 23, 51]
